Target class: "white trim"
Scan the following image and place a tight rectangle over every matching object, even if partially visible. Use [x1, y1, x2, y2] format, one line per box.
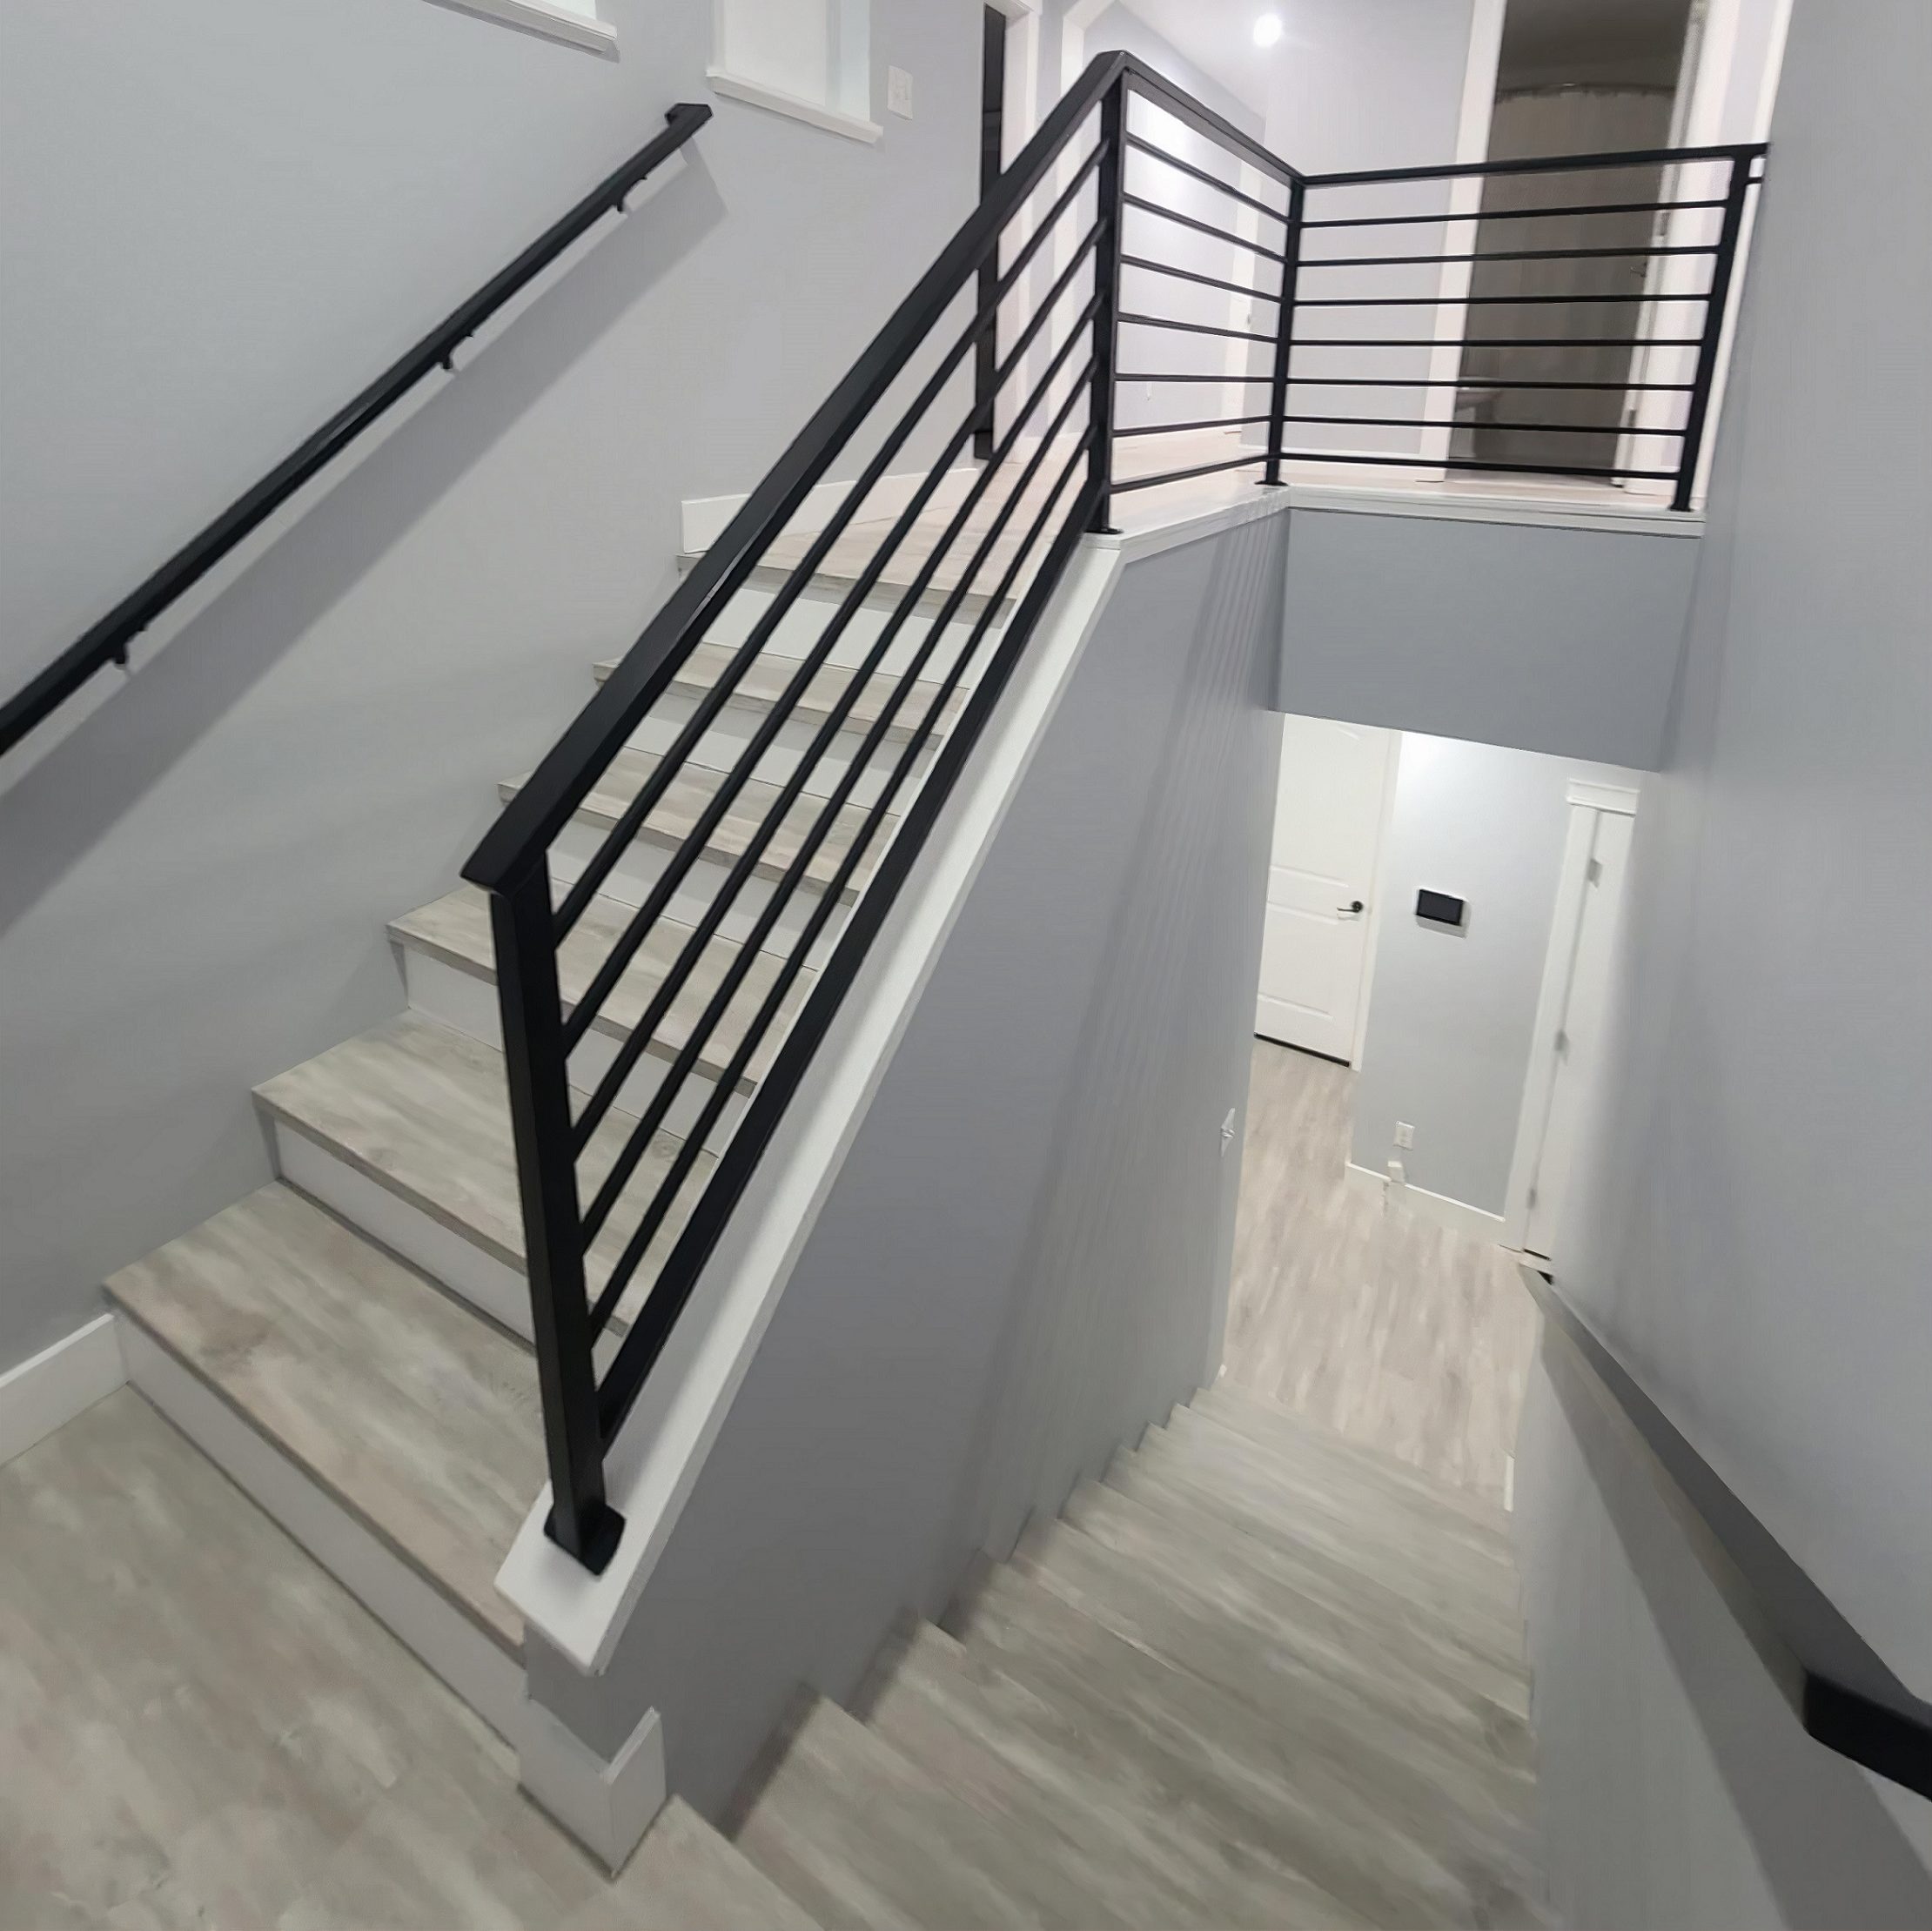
[681, 464, 982, 553]
[1345, 1161, 1506, 1239]
[1282, 479, 1705, 537]
[0, 1314, 125, 1466]
[1347, 733, 1405, 1069]
[424, 0, 618, 57]
[706, 69, 882, 144]
[117, 1315, 527, 1740]
[519, 1698, 665, 1873]
[1566, 780, 1640, 816]
[498, 536, 1131, 1675]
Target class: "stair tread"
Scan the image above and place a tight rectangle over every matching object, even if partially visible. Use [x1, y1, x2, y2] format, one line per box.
[391, 883, 811, 1090]
[735, 1693, 1137, 1931]
[1014, 1512, 1536, 1808]
[506, 746, 890, 902]
[949, 1559, 1548, 1928]
[595, 640, 964, 746]
[1108, 1447, 1532, 1697]
[254, 1010, 712, 1333]
[1070, 1471, 1532, 1733]
[104, 1182, 537, 1651]
[1137, 1418, 1527, 1639]
[601, 1797, 822, 1931]
[1202, 1382, 1516, 1543]
[862, 1619, 1370, 1928]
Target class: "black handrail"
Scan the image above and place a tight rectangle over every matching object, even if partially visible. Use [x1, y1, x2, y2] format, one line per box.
[0, 103, 712, 760]
[458, 52, 1773, 1574]
[1525, 1268, 1932, 1800]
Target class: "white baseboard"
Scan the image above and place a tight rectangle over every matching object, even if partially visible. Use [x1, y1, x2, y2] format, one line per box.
[118, 1313, 527, 1741]
[0, 1313, 125, 1465]
[1345, 1161, 1506, 1240]
[519, 1696, 665, 1874]
[681, 464, 982, 553]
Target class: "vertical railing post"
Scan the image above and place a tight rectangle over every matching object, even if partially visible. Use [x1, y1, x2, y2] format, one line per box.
[1087, 78, 1129, 534]
[489, 864, 625, 1574]
[1264, 176, 1307, 487]
[1672, 151, 1753, 513]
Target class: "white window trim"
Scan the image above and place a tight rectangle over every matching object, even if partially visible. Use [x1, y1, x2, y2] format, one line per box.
[706, 66, 882, 144]
[426, 0, 618, 59]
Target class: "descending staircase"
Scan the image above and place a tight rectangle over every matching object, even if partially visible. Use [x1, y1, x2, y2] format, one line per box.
[100, 553, 1006, 1727]
[627, 1378, 1547, 1929]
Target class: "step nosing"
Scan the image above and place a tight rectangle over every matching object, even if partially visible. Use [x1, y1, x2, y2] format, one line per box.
[110, 1297, 525, 1658]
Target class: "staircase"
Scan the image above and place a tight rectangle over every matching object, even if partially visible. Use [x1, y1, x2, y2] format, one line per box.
[101, 553, 1003, 1730]
[626, 1378, 1546, 1928]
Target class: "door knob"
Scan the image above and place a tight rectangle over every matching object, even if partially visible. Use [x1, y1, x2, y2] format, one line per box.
[1338, 899, 1364, 915]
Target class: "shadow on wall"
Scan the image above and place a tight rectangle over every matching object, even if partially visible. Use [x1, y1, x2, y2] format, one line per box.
[1524, 1331, 1932, 1927]
[0, 155, 725, 942]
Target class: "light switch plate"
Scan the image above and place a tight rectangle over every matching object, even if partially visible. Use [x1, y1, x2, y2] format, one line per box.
[887, 67, 913, 117]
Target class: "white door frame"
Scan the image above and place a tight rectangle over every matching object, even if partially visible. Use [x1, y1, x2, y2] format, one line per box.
[1501, 779, 1639, 1250]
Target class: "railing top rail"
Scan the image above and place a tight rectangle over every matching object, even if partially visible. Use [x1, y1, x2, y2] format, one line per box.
[1304, 138, 1768, 191]
[1525, 1268, 1932, 1800]
[464, 50, 1198, 895]
[0, 102, 712, 761]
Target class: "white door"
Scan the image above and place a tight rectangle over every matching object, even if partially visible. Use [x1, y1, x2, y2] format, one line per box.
[1522, 808, 1634, 1259]
[1255, 714, 1395, 1062]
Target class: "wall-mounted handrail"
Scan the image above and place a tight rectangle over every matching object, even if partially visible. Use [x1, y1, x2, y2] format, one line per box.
[0, 102, 712, 760]
[1524, 1268, 1932, 1800]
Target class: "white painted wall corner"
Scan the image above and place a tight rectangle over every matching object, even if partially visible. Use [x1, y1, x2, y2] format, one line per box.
[0, 1313, 125, 1466]
[520, 1696, 666, 1873]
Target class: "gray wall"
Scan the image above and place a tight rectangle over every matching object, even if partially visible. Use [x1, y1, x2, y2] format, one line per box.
[529, 513, 1285, 1809]
[1278, 506, 1699, 768]
[1518, 0, 1932, 1917]
[1350, 734, 1638, 1215]
[0, 0, 980, 1372]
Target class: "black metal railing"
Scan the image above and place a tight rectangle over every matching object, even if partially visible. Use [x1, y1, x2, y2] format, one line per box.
[1279, 141, 1766, 511]
[462, 54, 1769, 1572]
[0, 104, 711, 760]
[1525, 1269, 1931, 1800]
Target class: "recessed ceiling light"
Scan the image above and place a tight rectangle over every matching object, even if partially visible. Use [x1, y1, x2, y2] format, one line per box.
[1253, 13, 1285, 48]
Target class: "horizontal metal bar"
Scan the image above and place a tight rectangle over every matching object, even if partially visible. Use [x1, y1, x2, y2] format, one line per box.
[1120, 254, 1279, 302]
[1122, 194, 1287, 264]
[1123, 134, 1289, 221]
[1281, 412, 1686, 436]
[1294, 288, 1707, 307]
[2, 102, 714, 761]
[1112, 451, 1270, 493]
[1300, 195, 1731, 231]
[1115, 414, 1273, 437]
[1301, 242, 1718, 269]
[1116, 371, 1278, 384]
[1120, 311, 1276, 345]
[1292, 336, 1704, 349]
[1275, 447, 1681, 483]
[1303, 139, 1766, 190]
[1272, 375, 1697, 391]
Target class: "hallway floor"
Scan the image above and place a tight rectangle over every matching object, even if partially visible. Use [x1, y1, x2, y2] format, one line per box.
[1224, 1039, 1539, 1505]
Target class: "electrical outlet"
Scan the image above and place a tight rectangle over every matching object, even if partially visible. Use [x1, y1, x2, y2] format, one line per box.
[887, 67, 913, 117]
[1394, 1122, 1414, 1149]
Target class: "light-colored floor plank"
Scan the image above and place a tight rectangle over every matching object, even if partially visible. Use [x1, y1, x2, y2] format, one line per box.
[1224, 1040, 1538, 1501]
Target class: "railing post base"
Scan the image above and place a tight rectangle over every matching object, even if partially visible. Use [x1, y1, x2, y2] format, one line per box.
[545, 1498, 626, 1575]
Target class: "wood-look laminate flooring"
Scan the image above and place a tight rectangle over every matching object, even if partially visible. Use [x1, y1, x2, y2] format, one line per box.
[1224, 1040, 1538, 1505]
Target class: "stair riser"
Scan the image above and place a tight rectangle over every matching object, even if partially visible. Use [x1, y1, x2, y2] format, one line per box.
[547, 822, 855, 962]
[697, 580, 996, 690]
[397, 945, 752, 1157]
[622, 694, 939, 808]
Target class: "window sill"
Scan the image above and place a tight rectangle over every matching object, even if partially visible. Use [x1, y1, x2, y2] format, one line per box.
[706, 68, 882, 144]
[430, 0, 619, 58]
